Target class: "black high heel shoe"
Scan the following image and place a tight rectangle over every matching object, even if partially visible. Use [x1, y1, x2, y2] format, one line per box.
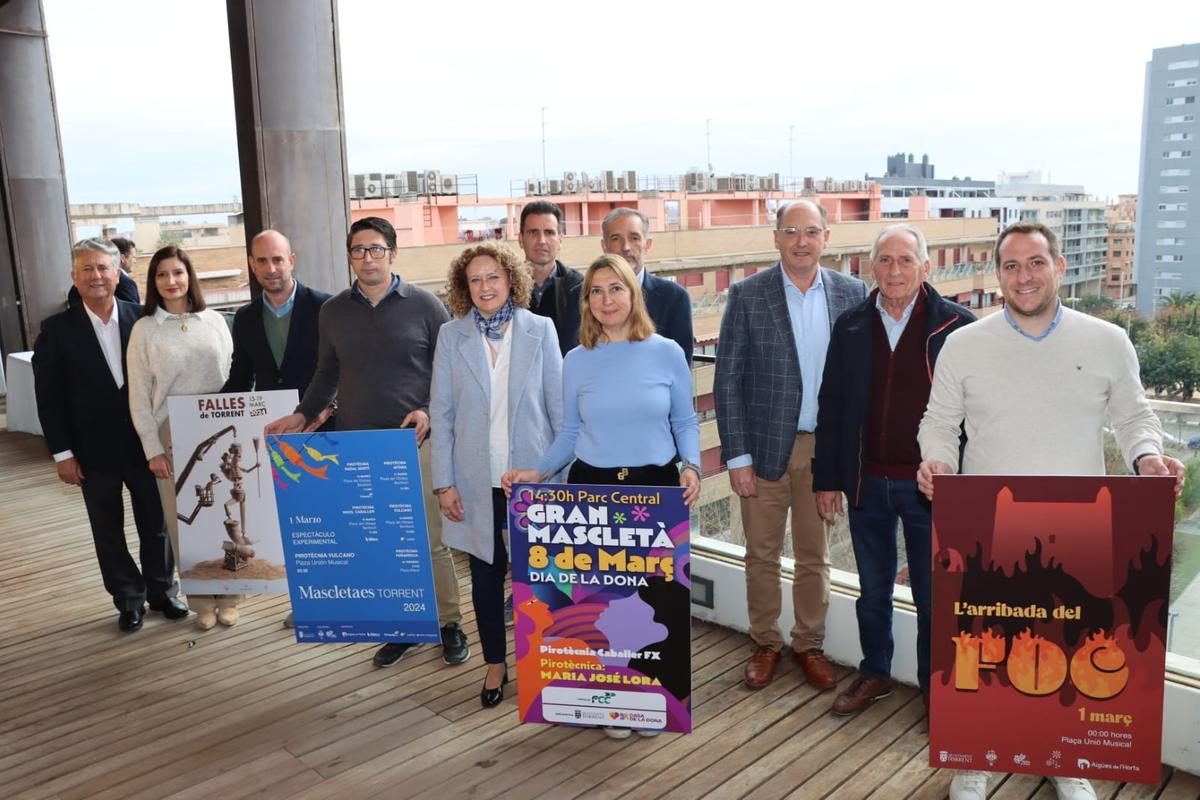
[480, 666, 508, 708]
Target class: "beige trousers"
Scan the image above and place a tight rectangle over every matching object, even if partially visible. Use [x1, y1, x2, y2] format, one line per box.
[157, 421, 241, 613]
[418, 439, 461, 626]
[740, 433, 830, 651]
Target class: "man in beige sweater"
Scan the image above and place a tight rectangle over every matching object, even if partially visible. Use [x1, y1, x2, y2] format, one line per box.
[916, 222, 1184, 800]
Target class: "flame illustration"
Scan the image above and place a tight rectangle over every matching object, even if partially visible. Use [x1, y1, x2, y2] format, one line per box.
[1008, 628, 1067, 696]
[1070, 629, 1129, 700]
[952, 629, 1006, 690]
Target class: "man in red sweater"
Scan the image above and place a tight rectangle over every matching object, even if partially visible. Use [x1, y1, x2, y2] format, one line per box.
[812, 224, 974, 715]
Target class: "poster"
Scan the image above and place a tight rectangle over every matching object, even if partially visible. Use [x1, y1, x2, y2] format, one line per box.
[929, 475, 1174, 783]
[167, 390, 296, 595]
[273, 429, 440, 644]
[509, 483, 691, 733]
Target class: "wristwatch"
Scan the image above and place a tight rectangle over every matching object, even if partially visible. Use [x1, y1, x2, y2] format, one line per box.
[680, 460, 701, 477]
[1132, 453, 1154, 474]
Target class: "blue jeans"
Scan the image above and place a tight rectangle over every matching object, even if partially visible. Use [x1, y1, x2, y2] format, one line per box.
[847, 474, 932, 692]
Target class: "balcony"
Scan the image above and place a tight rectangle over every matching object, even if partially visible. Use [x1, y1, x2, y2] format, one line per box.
[1, 419, 1196, 798]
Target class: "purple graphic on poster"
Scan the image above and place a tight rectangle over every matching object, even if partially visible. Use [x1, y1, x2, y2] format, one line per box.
[509, 483, 691, 733]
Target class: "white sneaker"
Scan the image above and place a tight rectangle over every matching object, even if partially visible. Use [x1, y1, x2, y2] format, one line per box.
[602, 726, 631, 739]
[949, 770, 990, 800]
[635, 729, 660, 737]
[1050, 776, 1097, 800]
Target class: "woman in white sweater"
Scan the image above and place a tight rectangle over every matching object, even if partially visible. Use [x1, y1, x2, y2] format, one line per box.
[127, 246, 234, 630]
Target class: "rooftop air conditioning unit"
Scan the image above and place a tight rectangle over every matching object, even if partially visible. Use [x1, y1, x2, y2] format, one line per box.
[615, 177, 627, 192]
[403, 171, 421, 193]
[364, 172, 384, 199]
[422, 169, 441, 194]
[588, 176, 604, 192]
[603, 170, 617, 192]
[563, 171, 577, 184]
[547, 179, 563, 194]
[746, 176, 761, 191]
[440, 175, 458, 194]
[624, 170, 637, 191]
[525, 179, 540, 196]
[717, 177, 734, 192]
[564, 178, 579, 194]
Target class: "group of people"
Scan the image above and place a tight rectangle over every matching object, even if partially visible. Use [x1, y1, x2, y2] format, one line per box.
[32, 198, 1184, 796]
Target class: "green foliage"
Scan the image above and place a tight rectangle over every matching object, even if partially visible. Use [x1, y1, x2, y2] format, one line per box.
[1074, 294, 1115, 314]
[156, 230, 183, 248]
[1181, 458, 1200, 515]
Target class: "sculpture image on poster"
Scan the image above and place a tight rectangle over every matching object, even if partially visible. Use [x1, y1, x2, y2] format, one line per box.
[167, 391, 297, 595]
[929, 475, 1174, 784]
[273, 429, 440, 644]
[509, 483, 691, 733]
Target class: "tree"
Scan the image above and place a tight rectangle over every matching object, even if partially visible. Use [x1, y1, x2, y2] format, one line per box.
[156, 230, 184, 249]
[1075, 294, 1114, 314]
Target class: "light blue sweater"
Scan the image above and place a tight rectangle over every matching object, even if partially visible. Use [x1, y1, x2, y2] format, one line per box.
[537, 334, 700, 476]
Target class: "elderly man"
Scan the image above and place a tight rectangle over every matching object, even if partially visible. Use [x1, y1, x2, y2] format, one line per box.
[812, 224, 974, 716]
[917, 221, 1184, 800]
[33, 238, 187, 631]
[715, 200, 867, 689]
[520, 200, 582, 355]
[67, 236, 139, 306]
[267, 217, 466, 669]
[597, 207, 693, 363]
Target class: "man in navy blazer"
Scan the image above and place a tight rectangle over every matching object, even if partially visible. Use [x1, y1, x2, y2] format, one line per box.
[221, 229, 332, 410]
[596, 208, 694, 364]
[715, 200, 867, 690]
[812, 224, 974, 717]
[33, 238, 186, 632]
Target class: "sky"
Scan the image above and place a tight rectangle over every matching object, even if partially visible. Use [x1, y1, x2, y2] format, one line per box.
[43, 0, 1200, 219]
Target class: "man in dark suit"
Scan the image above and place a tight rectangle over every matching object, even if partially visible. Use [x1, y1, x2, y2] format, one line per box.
[598, 208, 693, 364]
[221, 229, 332, 407]
[520, 200, 583, 356]
[714, 200, 866, 689]
[67, 236, 140, 307]
[33, 238, 187, 632]
[222, 229, 332, 628]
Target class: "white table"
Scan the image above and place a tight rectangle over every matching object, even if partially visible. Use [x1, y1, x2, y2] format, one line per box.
[5, 352, 43, 436]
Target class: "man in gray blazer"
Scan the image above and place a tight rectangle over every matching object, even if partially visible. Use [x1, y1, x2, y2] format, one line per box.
[715, 200, 867, 690]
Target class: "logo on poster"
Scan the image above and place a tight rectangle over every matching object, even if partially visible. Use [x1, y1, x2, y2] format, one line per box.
[1077, 758, 1091, 770]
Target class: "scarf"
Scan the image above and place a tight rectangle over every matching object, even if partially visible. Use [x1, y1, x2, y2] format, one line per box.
[472, 298, 514, 340]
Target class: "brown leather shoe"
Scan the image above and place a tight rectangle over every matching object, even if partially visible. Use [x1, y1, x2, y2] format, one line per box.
[792, 648, 838, 691]
[744, 645, 781, 689]
[831, 674, 894, 715]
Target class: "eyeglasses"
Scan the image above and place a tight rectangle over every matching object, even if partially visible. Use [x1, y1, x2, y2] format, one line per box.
[778, 226, 825, 239]
[349, 244, 392, 260]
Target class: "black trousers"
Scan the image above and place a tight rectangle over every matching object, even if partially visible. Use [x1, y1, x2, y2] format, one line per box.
[567, 459, 679, 488]
[468, 489, 510, 665]
[79, 458, 178, 611]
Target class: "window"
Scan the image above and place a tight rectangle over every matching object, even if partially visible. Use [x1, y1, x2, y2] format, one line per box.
[1161, 185, 1191, 194]
[1166, 96, 1196, 105]
[1164, 150, 1193, 158]
[1167, 59, 1200, 70]
[1165, 114, 1196, 124]
[1164, 132, 1195, 141]
[1112, 250, 1123, 257]
[1156, 254, 1185, 262]
[1159, 202, 1189, 211]
[1156, 238, 1186, 245]
[1167, 78, 1199, 88]
[1161, 168, 1192, 176]
[1158, 220, 1187, 228]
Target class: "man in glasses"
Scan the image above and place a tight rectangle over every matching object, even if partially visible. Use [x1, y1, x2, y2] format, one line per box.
[267, 216, 467, 668]
[715, 200, 866, 690]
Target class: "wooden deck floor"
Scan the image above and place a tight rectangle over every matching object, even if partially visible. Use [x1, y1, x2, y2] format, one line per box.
[0, 425, 1196, 800]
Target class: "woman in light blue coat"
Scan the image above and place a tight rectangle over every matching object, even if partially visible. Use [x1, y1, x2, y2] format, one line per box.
[430, 242, 563, 709]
